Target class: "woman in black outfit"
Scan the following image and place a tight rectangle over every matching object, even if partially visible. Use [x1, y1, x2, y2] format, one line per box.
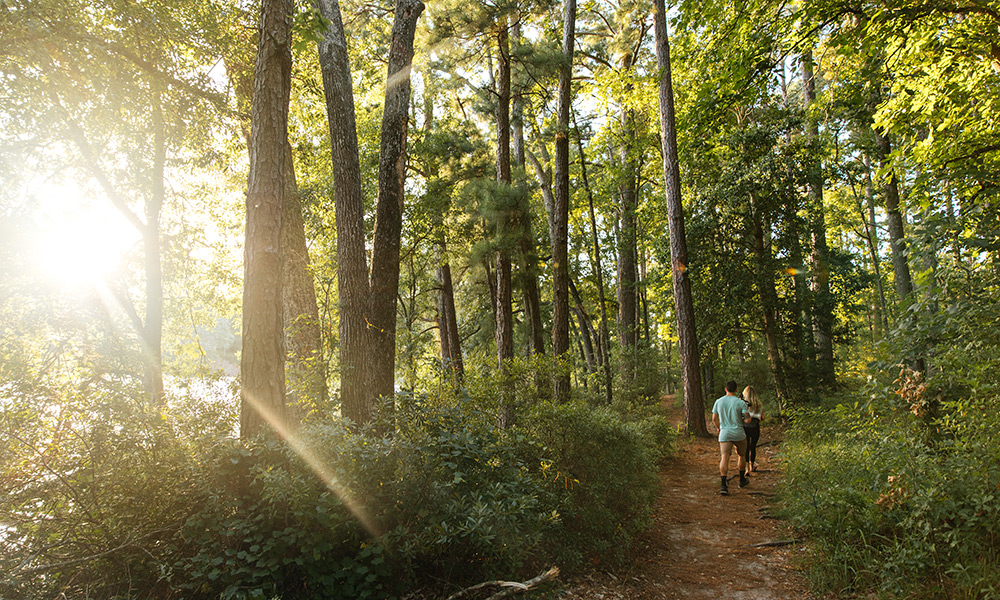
[742, 385, 764, 473]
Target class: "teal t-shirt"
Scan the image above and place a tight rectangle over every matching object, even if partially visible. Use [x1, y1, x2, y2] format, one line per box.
[712, 394, 748, 442]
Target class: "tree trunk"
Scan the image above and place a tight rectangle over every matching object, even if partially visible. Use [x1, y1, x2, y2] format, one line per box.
[241, 0, 293, 438]
[617, 178, 639, 382]
[862, 155, 889, 333]
[703, 348, 716, 402]
[526, 141, 555, 244]
[551, 0, 576, 403]
[569, 278, 597, 375]
[368, 0, 424, 418]
[317, 0, 369, 425]
[282, 143, 326, 415]
[779, 68, 812, 383]
[617, 110, 639, 385]
[875, 131, 913, 303]
[802, 49, 835, 386]
[639, 236, 651, 344]
[573, 116, 613, 404]
[653, 0, 707, 436]
[316, 0, 423, 426]
[145, 85, 165, 407]
[495, 20, 516, 427]
[437, 255, 464, 380]
[508, 24, 545, 364]
[751, 207, 789, 409]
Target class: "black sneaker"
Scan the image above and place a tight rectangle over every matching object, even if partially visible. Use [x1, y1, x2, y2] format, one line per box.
[720, 478, 729, 495]
[739, 474, 750, 488]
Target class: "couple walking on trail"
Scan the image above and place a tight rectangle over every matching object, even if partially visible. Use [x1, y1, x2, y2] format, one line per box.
[711, 380, 765, 496]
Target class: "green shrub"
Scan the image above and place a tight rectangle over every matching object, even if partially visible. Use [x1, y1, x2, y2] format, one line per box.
[3, 369, 675, 599]
[523, 401, 669, 567]
[780, 394, 1000, 599]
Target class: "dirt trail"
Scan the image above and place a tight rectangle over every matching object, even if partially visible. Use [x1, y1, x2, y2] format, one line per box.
[558, 398, 813, 599]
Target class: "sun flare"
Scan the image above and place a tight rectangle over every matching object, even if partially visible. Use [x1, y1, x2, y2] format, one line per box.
[30, 183, 140, 289]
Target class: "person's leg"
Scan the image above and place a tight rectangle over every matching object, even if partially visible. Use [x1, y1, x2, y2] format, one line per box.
[719, 441, 734, 476]
[743, 427, 752, 469]
[747, 426, 759, 470]
[736, 439, 749, 487]
[718, 442, 733, 494]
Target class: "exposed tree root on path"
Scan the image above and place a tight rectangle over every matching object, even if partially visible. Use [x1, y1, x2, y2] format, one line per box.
[557, 397, 813, 599]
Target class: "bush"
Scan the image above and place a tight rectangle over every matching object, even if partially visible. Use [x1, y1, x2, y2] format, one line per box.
[523, 401, 670, 567]
[780, 393, 1000, 598]
[2, 370, 675, 599]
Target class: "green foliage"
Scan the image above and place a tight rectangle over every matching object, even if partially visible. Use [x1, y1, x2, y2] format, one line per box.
[613, 343, 669, 406]
[523, 401, 672, 567]
[2, 361, 674, 599]
[781, 382, 1000, 598]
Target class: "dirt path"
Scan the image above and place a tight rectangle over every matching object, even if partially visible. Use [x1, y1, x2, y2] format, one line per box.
[557, 398, 813, 599]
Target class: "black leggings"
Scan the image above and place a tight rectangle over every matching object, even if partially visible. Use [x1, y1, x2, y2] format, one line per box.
[744, 422, 760, 465]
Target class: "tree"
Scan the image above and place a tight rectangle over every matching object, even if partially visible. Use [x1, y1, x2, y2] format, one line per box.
[551, 0, 577, 403]
[240, 0, 293, 438]
[494, 13, 517, 425]
[315, 0, 424, 426]
[653, 0, 706, 436]
[801, 48, 835, 385]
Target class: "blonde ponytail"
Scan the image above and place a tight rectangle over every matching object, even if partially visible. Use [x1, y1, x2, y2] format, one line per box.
[743, 385, 763, 415]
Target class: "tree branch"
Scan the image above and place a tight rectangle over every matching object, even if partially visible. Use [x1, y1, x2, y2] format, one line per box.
[444, 567, 559, 600]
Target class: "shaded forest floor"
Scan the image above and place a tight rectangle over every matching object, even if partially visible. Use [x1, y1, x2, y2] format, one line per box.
[556, 396, 814, 599]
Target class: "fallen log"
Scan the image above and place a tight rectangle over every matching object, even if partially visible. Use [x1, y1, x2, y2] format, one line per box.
[444, 566, 560, 600]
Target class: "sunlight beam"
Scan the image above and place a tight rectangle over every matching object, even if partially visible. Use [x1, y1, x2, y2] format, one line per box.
[241, 391, 381, 537]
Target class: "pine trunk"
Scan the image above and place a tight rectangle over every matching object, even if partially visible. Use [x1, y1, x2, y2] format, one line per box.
[802, 50, 835, 386]
[574, 123, 614, 404]
[241, 0, 293, 438]
[552, 0, 576, 403]
[282, 142, 326, 415]
[862, 155, 889, 333]
[617, 156, 639, 383]
[495, 21, 516, 426]
[145, 86, 165, 407]
[317, 0, 370, 425]
[316, 0, 423, 426]
[653, 0, 707, 436]
[751, 210, 789, 409]
[369, 0, 424, 418]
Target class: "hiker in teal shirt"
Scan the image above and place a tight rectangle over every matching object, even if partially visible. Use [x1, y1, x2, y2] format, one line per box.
[711, 380, 750, 495]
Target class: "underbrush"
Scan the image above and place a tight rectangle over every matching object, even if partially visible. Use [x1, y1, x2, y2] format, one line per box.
[780, 383, 1000, 598]
[1, 378, 674, 599]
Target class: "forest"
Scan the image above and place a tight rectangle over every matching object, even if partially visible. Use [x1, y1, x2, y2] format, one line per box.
[1, 0, 998, 597]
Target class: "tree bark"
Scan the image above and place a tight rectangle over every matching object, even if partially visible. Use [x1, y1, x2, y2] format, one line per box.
[508, 22, 545, 363]
[862, 154, 889, 333]
[437, 256, 464, 380]
[875, 131, 913, 303]
[617, 112, 639, 385]
[751, 206, 789, 409]
[317, 0, 368, 425]
[241, 0, 293, 438]
[653, 0, 707, 436]
[495, 20, 515, 427]
[552, 0, 576, 403]
[316, 0, 423, 426]
[569, 278, 597, 375]
[369, 0, 424, 418]
[573, 116, 613, 404]
[282, 143, 326, 416]
[802, 49, 835, 386]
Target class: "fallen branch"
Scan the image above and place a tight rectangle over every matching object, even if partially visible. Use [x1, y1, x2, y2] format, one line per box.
[445, 566, 559, 600]
[746, 539, 801, 548]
